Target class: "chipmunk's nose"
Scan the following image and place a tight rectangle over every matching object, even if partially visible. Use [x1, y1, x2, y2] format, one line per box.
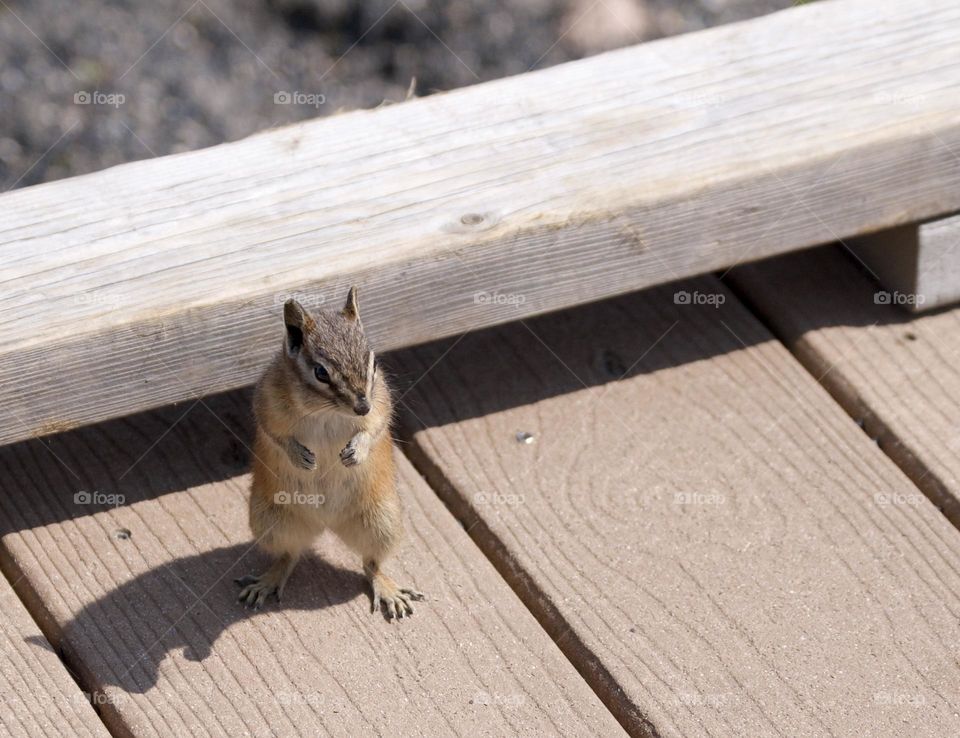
[354, 397, 370, 416]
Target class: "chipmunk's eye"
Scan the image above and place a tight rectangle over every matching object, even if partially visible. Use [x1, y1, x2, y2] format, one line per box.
[314, 364, 331, 384]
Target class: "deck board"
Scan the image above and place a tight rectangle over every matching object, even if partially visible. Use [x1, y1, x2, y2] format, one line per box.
[728, 245, 960, 525]
[390, 278, 960, 738]
[0, 572, 111, 738]
[0, 392, 623, 737]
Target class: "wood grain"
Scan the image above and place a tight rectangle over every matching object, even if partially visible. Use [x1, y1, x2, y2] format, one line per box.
[851, 215, 960, 312]
[4, 0, 960, 444]
[729, 244, 960, 526]
[390, 277, 960, 738]
[0, 390, 623, 737]
[0, 571, 111, 738]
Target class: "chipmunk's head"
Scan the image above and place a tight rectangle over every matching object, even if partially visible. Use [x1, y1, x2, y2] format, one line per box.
[282, 287, 377, 416]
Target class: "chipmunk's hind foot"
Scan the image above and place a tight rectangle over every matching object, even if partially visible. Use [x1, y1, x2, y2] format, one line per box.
[370, 573, 425, 621]
[235, 553, 298, 609]
[235, 575, 281, 609]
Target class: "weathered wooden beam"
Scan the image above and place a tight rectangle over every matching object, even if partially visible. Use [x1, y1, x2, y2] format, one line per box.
[3, 0, 960, 444]
[851, 215, 960, 312]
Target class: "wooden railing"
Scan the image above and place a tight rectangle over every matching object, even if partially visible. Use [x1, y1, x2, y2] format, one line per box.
[2, 0, 960, 444]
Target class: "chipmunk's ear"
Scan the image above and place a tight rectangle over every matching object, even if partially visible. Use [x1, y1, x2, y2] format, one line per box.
[284, 299, 309, 355]
[342, 286, 360, 322]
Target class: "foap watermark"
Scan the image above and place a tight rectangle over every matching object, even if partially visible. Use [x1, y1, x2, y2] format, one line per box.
[674, 491, 725, 505]
[74, 490, 125, 507]
[873, 90, 926, 109]
[674, 290, 725, 308]
[274, 490, 326, 506]
[672, 691, 736, 708]
[273, 290, 325, 309]
[74, 90, 125, 108]
[874, 491, 924, 507]
[873, 690, 925, 707]
[473, 491, 525, 506]
[673, 91, 726, 109]
[74, 290, 123, 309]
[473, 290, 526, 307]
[274, 690, 326, 706]
[76, 690, 127, 708]
[874, 290, 925, 307]
[471, 691, 526, 707]
[274, 91, 326, 109]
[1, 690, 127, 710]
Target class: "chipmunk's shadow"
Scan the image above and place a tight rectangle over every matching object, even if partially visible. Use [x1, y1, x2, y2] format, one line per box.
[38, 544, 367, 695]
[386, 246, 917, 432]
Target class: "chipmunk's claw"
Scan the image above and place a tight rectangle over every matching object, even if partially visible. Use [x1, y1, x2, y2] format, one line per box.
[339, 442, 360, 467]
[290, 440, 316, 471]
[340, 443, 359, 467]
[340, 433, 371, 467]
[235, 575, 282, 609]
[371, 576, 423, 621]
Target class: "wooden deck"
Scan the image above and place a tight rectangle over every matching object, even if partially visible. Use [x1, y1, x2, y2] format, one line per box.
[5, 1, 960, 735]
[4, 249, 960, 736]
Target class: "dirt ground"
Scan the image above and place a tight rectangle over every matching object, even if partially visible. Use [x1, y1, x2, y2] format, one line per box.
[0, 0, 796, 190]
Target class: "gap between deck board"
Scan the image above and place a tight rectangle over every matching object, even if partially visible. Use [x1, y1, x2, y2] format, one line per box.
[396, 440, 657, 737]
[0, 506, 137, 738]
[0, 564, 115, 738]
[725, 245, 960, 530]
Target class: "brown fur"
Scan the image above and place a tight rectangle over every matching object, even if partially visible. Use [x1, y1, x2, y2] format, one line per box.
[237, 288, 423, 618]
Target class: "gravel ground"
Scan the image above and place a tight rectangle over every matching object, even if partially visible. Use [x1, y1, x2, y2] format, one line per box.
[0, 0, 796, 190]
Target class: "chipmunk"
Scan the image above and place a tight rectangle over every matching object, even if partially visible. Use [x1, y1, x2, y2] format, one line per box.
[235, 287, 424, 619]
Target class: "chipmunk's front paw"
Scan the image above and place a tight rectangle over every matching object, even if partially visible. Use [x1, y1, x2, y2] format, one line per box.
[340, 434, 370, 467]
[289, 439, 316, 471]
[370, 574, 425, 621]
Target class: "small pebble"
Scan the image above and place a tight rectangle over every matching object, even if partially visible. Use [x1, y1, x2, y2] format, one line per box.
[114, 528, 132, 540]
[516, 431, 534, 444]
[600, 348, 627, 378]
